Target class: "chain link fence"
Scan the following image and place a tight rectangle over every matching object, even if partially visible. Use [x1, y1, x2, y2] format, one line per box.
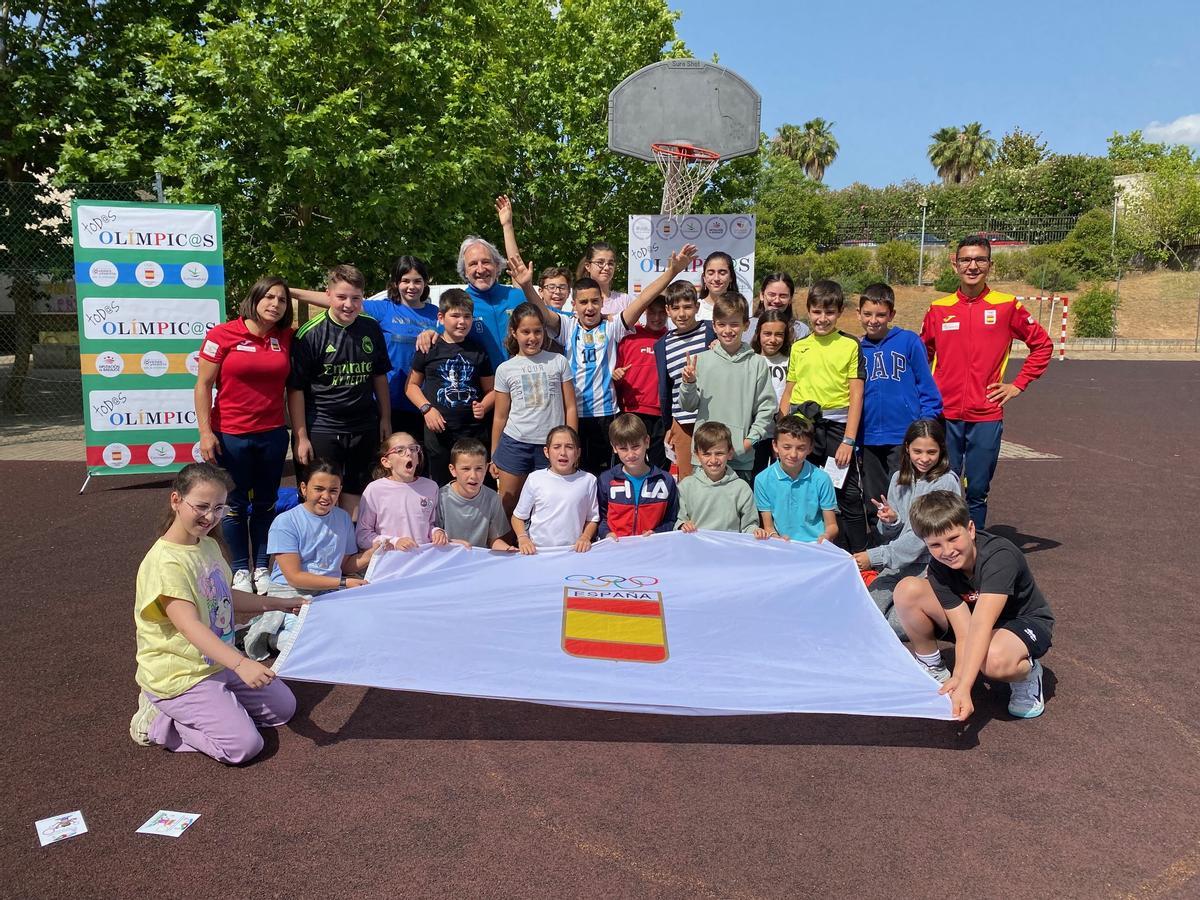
[832, 215, 1080, 248]
[0, 178, 158, 445]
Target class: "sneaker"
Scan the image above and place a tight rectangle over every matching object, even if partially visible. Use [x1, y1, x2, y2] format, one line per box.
[129, 693, 160, 746]
[252, 567, 271, 595]
[1008, 658, 1045, 718]
[921, 661, 952, 684]
[232, 568, 254, 593]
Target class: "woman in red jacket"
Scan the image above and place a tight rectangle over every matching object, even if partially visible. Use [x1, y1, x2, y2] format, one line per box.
[193, 276, 294, 595]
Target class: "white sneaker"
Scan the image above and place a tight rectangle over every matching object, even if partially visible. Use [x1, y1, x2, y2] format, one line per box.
[921, 661, 952, 684]
[252, 567, 271, 595]
[232, 569, 254, 593]
[129, 693, 160, 746]
[1008, 658, 1045, 718]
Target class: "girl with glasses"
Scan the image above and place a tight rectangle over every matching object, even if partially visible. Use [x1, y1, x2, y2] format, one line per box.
[129, 462, 304, 763]
[355, 432, 448, 552]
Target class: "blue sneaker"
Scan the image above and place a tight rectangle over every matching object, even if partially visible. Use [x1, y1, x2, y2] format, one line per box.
[1008, 658, 1045, 718]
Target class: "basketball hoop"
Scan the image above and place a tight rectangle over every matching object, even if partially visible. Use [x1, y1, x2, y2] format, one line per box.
[651, 142, 721, 217]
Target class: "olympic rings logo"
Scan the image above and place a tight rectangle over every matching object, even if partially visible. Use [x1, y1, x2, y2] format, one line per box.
[565, 574, 660, 589]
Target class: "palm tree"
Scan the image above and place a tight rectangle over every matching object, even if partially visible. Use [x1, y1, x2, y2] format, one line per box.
[928, 123, 997, 184]
[772, 123, 806, 161]
[958, 122, 997, 181]
[929, 126, 964, 184]
[772, 119, 839, 181]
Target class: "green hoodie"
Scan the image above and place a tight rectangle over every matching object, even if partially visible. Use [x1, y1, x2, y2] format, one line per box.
[678, 343, 777, 471]
[676, 466, 760, 534]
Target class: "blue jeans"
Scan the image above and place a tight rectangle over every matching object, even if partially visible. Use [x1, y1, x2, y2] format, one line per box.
[944, 419, 1003, 529]
[217, 426, 289, 571]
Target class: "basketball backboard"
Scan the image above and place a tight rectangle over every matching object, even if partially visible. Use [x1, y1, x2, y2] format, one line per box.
[608, 60, 762, 162]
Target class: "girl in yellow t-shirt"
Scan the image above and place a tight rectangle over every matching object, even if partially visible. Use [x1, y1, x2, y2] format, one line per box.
[130, 462, 302, 763]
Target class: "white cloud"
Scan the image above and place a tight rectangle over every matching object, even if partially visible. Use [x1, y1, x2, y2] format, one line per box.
[1144, 113, 1200, 146]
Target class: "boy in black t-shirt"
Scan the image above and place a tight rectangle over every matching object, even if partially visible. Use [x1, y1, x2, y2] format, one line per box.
[406, 289, 495, 486]
[893, 490, 1054, 720]
[288, 264, 392, 514]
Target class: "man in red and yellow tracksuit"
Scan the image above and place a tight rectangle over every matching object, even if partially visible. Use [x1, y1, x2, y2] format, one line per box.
[920, 236, 1053, 528]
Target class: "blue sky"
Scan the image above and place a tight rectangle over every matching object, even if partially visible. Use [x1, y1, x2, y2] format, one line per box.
[671, 0, 1199, 188]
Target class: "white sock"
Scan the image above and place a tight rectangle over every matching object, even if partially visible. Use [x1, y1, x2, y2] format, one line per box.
[916, 649, 943, 668]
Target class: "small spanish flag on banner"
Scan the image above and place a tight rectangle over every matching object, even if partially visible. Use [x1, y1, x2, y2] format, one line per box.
[561, 589, 668, 663]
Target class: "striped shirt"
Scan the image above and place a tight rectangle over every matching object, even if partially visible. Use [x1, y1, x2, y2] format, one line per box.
[559, 315, 630, 418]
[656, 323, 713, 426]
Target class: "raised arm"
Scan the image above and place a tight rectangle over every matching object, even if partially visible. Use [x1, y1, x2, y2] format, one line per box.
[508, 251, 557, 330]
[290, 287, 330, 309]
[496, 195, 522, 268]
[619, 243, 699, 328]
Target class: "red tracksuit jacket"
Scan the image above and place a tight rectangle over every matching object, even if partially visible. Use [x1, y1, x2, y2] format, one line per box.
[615, 325, 666, 416]
[920, 287, 1053, 422]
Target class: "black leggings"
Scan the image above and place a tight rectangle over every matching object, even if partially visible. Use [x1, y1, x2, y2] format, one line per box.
[807, 418, 867, 553]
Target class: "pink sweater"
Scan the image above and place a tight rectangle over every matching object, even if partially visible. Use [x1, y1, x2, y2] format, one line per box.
[355, 477, 442, 549]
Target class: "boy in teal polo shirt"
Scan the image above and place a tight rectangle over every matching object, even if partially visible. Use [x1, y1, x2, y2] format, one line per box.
[753, 415, 838, 543]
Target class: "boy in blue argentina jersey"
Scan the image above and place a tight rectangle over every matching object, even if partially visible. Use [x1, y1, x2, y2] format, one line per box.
[510, 243, 699, 476]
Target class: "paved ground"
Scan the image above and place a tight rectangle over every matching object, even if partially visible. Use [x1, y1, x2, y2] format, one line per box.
[2, 359, 1199, 899]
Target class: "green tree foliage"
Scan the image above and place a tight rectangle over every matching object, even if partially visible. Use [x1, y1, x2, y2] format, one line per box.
[1121, 155, 1200, 267]
[751, 155, 835, 261]
[1058, 208, 1134, 279]
[933, 266, 959, 293]
[1072, 284, 1119, 338]
[874, 240, 919, 284]
[52, 0, 745, 295]
[1106, 129, 1195, 175]
[994, 128, 1048, 169]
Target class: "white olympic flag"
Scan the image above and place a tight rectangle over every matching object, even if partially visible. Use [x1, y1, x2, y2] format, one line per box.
[274, 531, 953, 720]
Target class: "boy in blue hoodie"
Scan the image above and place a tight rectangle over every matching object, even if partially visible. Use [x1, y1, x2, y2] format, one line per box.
[857, 283, 942, 520]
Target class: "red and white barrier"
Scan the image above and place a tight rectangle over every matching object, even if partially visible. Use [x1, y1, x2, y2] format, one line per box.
[1016, 296, 1069, 361]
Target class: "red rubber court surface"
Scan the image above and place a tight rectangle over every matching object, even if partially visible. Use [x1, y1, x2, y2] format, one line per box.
[2, 360, 1198, 899]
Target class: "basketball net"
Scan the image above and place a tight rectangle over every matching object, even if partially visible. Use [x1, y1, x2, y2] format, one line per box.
[652, 142, 720, 217]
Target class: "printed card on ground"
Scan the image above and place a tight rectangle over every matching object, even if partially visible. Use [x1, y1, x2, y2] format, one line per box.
[136, 810, 200, 837]
[35, 811, 87, 846]
[823, 456, 848, 489]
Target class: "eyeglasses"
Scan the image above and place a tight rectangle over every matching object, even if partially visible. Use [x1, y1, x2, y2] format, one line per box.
[184, 499, 230, 518]
[386, 445, 422, 457]
[541, 284, 571, 293]
[589, 260, 616, 270]
[956, 256, 991, 267]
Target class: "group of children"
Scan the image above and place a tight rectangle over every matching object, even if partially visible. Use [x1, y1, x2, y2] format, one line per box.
[131, 221, 1057, 764]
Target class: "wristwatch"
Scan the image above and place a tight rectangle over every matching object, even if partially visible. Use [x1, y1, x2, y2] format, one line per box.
[338, 575, 347, 588]
[418, 402, 433, 414]
[841, 436, 856, 447]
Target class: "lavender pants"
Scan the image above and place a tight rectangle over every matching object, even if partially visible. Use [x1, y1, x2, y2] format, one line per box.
[146, 668, 296, 764]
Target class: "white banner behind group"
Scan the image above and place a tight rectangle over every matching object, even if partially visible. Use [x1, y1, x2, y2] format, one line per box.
[627, 214, 756, 299]
[274, 531, 953, 720]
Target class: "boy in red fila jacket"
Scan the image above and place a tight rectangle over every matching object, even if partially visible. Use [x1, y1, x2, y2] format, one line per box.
[920, 236, 1052, 528]
[597, 413, 677, 539]
[613, 295, 670, 470]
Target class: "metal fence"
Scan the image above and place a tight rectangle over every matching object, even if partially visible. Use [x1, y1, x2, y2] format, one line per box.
[832, 215, 1080, 248]
[0, 178, 158, 444]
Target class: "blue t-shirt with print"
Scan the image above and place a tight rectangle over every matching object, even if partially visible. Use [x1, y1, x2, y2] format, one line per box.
[266, 505, 357, 586]
[363, 298, 440, 412]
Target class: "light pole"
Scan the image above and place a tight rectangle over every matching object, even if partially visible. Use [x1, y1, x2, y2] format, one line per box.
[917, 197, 929, 287]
